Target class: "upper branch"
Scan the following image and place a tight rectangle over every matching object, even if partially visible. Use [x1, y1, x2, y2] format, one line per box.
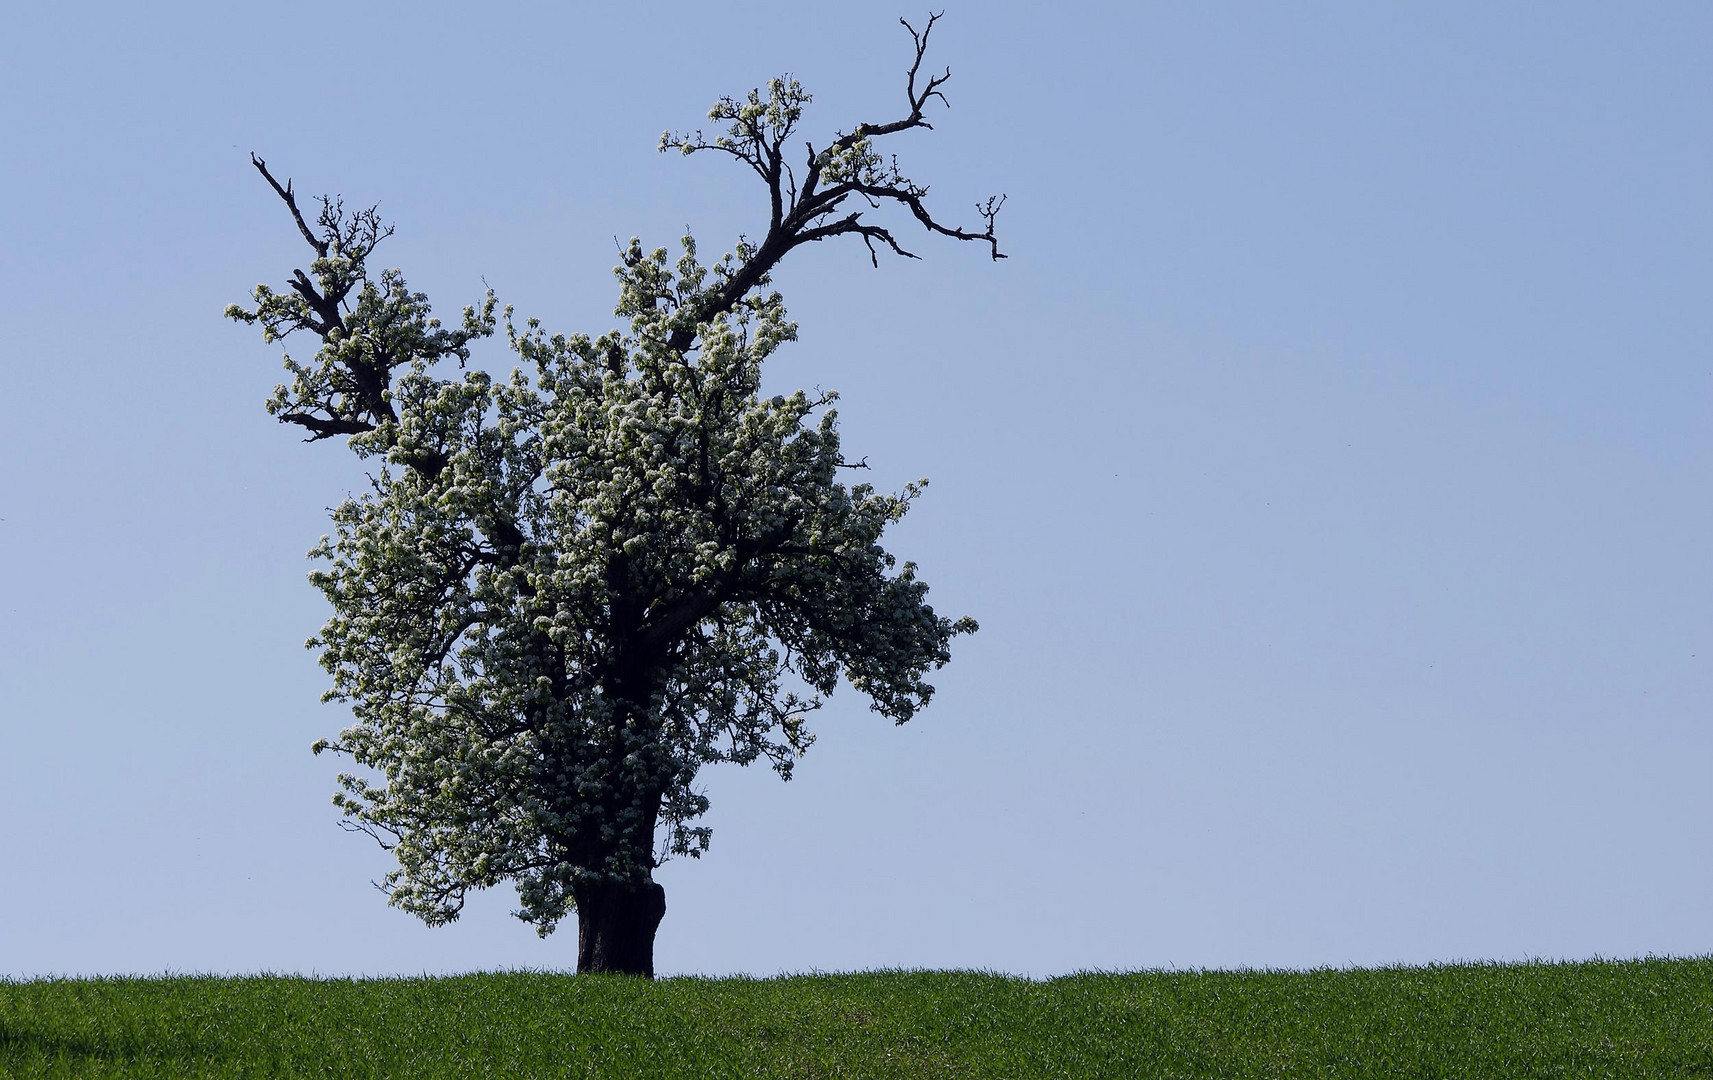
[252, 154, 328, 258]
[659, 12, 1004, 355]
[230, 157, 494, 452]
[802, 12, 952, 180]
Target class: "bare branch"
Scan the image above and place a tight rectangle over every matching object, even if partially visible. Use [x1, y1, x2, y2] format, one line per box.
[276, 410, 375, 441]
[797, 214, 919, 265]
[251, 153, 327, 257]
[859, 182, 1007, 261]
[900, 13, 951, 124]
[337, 817, 399, 851]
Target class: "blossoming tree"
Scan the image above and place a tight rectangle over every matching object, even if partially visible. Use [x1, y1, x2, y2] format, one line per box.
[227, 15, 1001, 976]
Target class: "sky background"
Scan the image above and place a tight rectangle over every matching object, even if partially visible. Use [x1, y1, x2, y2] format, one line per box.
[2, 2, 1709, 979]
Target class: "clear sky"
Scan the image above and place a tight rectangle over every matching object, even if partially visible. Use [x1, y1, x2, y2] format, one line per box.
[2, 2, 1708, 978]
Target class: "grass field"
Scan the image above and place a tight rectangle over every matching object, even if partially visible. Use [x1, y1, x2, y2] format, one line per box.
[2, 958, 1710, 1078]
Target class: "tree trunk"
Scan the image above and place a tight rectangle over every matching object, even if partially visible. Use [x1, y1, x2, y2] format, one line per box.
[575, 877, 667, 977]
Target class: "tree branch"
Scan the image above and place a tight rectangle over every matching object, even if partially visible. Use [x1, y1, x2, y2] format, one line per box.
[660, 12, 1004, 355]
[276, 410, 375, 441]
[251, 154, 327, 258]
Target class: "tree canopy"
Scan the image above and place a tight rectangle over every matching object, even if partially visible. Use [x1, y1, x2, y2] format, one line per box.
[227, 14, 1001, 976]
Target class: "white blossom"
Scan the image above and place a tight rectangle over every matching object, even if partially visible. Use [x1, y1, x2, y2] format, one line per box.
[228, 15, 998, 950]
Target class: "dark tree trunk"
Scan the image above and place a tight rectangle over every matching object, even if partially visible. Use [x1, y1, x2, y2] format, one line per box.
[575, 878, 667, 977]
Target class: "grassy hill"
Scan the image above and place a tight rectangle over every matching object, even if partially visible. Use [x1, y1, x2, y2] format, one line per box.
[3, 958, 1710, 1078]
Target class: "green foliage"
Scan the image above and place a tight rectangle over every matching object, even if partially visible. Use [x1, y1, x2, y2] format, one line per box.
[5, 959, 1712, 1078]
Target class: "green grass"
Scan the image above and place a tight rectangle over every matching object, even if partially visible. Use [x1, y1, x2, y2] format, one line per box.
[2, 958, 1710, 1078]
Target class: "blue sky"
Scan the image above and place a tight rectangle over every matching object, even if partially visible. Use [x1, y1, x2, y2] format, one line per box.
[2, 2, 1708, 977]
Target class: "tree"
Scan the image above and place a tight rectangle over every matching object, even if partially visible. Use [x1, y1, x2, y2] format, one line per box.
[227, 14, 1002, 977]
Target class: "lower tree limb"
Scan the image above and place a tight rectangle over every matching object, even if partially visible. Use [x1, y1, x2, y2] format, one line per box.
[575, 877, 667, 977]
